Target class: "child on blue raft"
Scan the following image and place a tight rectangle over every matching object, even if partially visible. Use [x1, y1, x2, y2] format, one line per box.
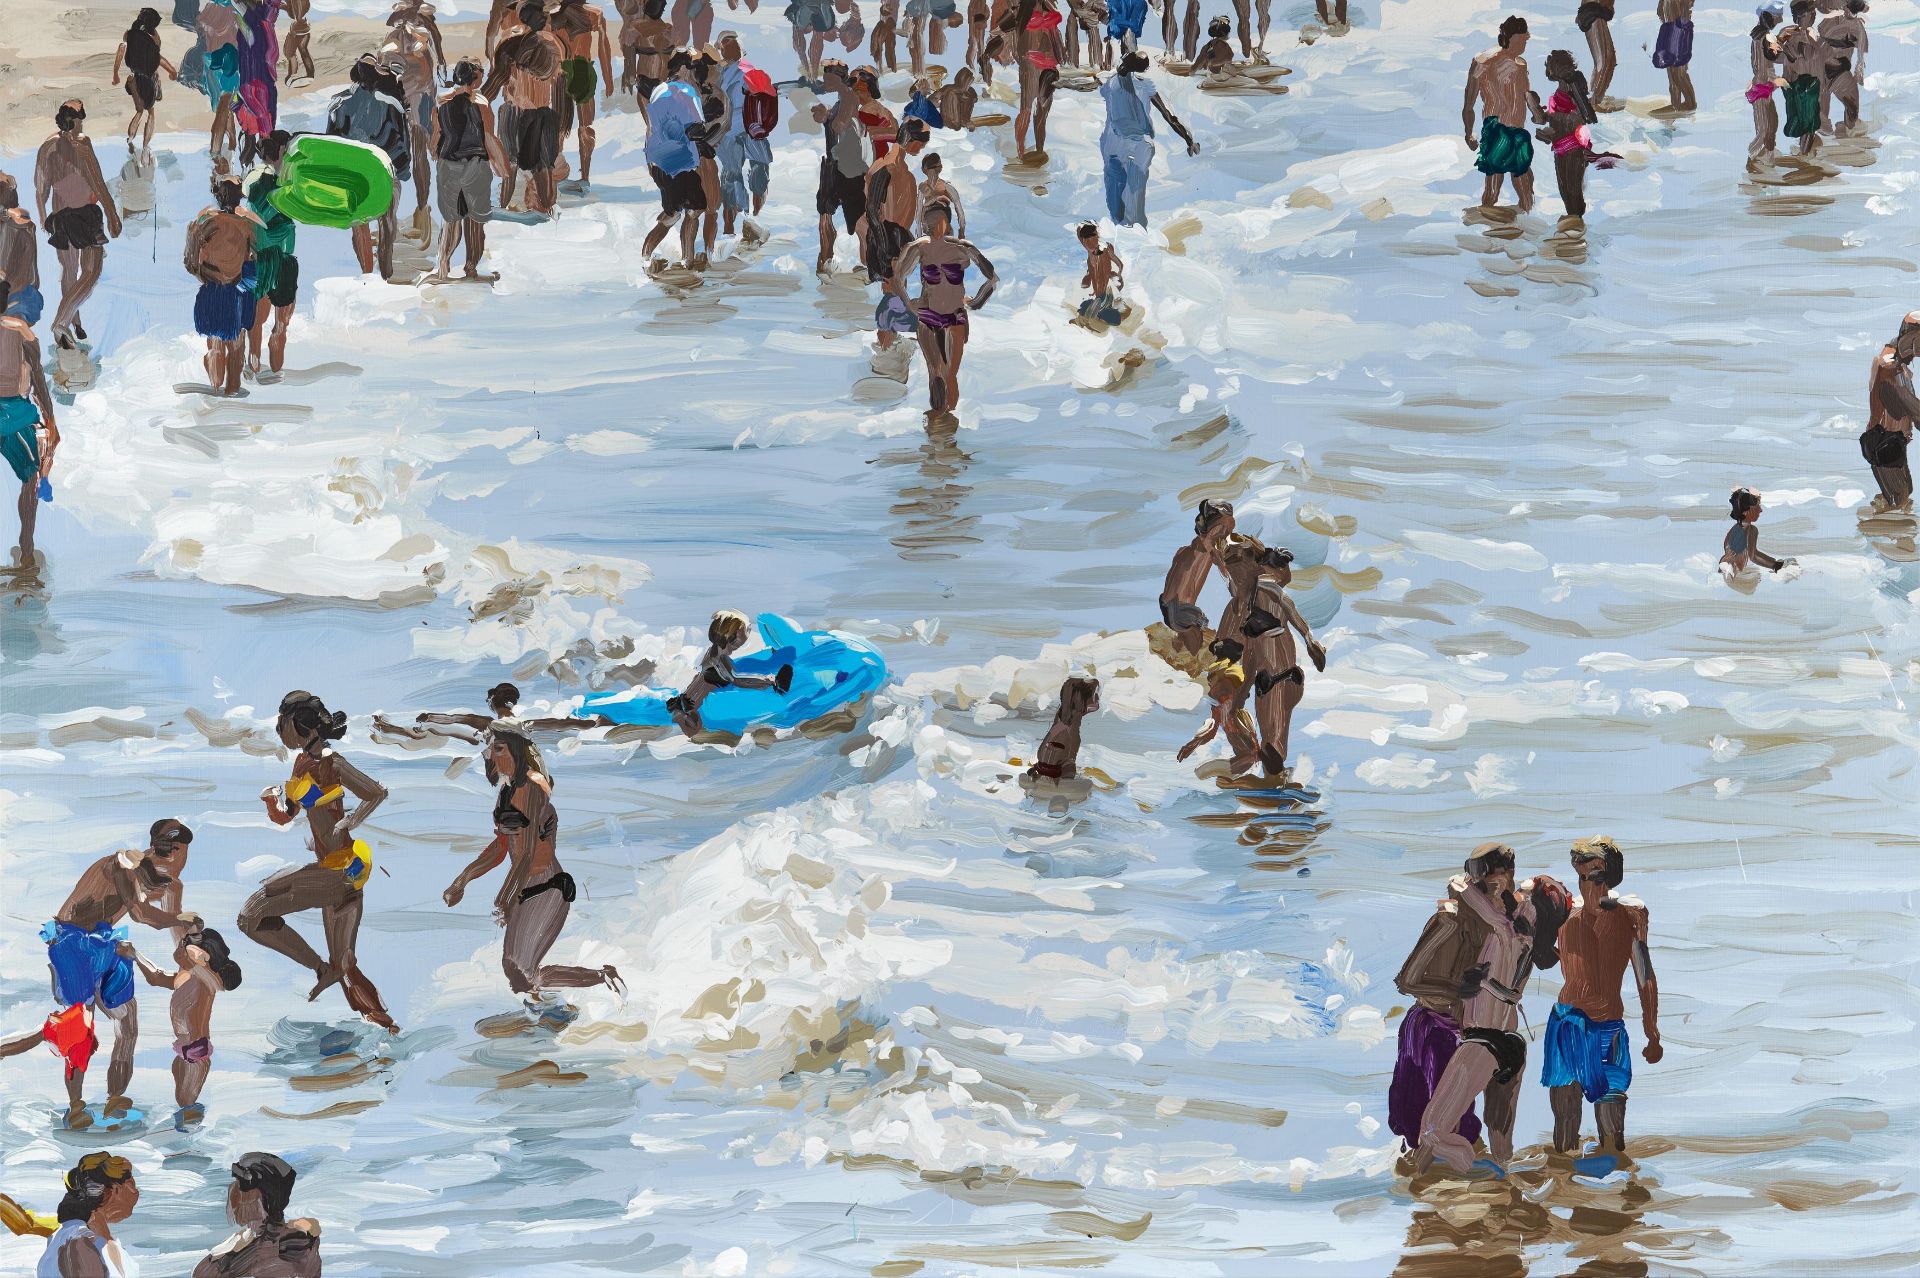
[669, 609, 794, 735]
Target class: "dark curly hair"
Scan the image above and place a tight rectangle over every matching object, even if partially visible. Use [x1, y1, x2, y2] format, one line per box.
[278, 691, 348, 744]
[1729, 487, 1761, 521]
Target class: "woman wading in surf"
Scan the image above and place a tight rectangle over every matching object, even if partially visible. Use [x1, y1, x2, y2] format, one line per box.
[241, 692, 398, 1031]
[443, 727, 622, 1024]
[891, 200, 996, 413]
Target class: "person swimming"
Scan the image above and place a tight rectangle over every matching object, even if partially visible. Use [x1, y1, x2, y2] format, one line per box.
[1720, 487, 1794, 574]
[667, 609, 793, 735]
[1026, 676, 1100, 781]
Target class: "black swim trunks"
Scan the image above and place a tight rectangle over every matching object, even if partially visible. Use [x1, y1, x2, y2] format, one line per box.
[46, 204, 108, 251]
[126, 71, 162, 112]
[816, 159, 866, 233]
[635, 73, 662, 103]
[500, 104, 561, 172]
[1575, 1, 1614, 33]
[1462, 1027, 1529, 1085]
[1861, 426, 1909, 469]
[864, 217, 914, 285]
[651, 164, 706, 215]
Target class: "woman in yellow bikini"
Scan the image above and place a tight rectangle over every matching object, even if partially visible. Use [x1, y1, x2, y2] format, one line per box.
[239, 691, 397, 1031]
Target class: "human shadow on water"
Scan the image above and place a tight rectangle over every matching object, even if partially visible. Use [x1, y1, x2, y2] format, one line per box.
[874, 411, 979, 563]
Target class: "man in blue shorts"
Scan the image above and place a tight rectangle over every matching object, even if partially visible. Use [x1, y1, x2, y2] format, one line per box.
[1543, 836, 1662, 1160]
[40, 821, 200, 1128]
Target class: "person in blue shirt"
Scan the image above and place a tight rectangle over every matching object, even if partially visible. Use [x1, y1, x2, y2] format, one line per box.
[643, 51, 710, 270]
[1097, 50, 1197, 227]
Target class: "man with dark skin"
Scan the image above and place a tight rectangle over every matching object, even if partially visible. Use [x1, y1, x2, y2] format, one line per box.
[1239, 546, 1325, 779]
[485, 1, 567, 216]
[1777, 0, 1827, 156]
[429, 59, 511, 282]
[36, 820, 200, 1128]
[629, 0, 674, 126]
[865, 116, 930, 368]
[1543, 836, 1661, 1159]
[1817, 0, 1867, 135]
[33, 102, 121, 350]
[550, 0, 616, 188]
[812, 60, 868, 275]
[1862, 313, 1920, 514]
[193, 1153, 322, 1278]
[1462, 16, 1541, 212]
[1575, 0, 1617, 110]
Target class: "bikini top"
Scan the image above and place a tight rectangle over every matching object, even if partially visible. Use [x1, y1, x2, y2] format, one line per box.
[1028, 8, 1061, 29]
[494, 781, 558, 840]
[921, 261, 966, 284]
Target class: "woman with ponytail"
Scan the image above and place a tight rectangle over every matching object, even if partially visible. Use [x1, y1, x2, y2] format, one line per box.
[238, 692, 398, 1032]
[36, 1152, 139, 1276]
[1532, 49, 1617, 220]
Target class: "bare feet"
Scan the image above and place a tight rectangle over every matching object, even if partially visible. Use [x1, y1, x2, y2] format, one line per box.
[307, 965, 342, 1001]
[64, 1102, 92, 1130]
[102, 1094, 133, 1119]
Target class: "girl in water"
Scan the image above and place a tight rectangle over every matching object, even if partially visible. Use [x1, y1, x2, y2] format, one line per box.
[891, 200, 997, 413]
[667, 609, 793, 735]
[442, 728, 622, 1024]
[1011, 0, 1064, 159]
[1531, 49, 1613, 220]
[240, 691, 397, 1031]
[1746, 4, 1786, 167]
[1721, 487, 1794, 574]
[112, 9, 180, 150]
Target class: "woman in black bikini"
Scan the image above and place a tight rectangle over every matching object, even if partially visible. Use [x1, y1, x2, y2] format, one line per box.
[890, 200, 996, 413]
[113, 8, 181, 151]
[443, 727, 622, 1023]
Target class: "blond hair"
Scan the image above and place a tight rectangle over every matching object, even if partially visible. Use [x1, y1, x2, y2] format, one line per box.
[708, 609, 751, 646]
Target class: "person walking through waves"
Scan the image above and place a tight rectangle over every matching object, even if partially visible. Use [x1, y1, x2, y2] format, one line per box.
[241, 691, 398, 1032]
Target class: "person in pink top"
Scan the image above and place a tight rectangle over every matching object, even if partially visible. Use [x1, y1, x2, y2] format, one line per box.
[1530, 49, 1616, 220]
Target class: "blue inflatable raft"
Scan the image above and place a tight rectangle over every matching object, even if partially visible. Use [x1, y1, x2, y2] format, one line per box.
[578, 614, 887, 733]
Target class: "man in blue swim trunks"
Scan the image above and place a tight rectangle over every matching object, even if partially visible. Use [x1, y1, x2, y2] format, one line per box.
[0, 280, 57, 565]
[0, 174, 44, 329]
[1543, 836, 1662, 1160]
[42, 821, 201, 1129]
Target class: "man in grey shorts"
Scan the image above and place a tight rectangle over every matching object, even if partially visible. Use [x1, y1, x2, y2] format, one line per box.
[430, 59, 508, 280]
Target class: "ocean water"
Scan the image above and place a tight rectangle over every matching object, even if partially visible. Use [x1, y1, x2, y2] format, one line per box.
[2, 1, 1917, 1274]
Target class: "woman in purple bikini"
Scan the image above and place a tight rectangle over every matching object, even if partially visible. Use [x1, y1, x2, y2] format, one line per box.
[890, 199, 995, 413]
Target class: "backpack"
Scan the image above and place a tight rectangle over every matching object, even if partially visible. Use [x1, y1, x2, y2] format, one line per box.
[741, 62, 778, 140]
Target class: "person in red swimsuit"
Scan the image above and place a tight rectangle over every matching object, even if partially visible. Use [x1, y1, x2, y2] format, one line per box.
[1011, 0, 1064, 157]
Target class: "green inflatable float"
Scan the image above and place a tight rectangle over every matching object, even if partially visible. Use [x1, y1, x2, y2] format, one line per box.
[271, 136, 395, 229]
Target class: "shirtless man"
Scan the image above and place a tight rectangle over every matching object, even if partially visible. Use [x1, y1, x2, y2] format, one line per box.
[629, 0, 674, 124]
[484, 1, 567, 216]
[0, 282, 57, 564]
[1861, 313, 1919, 514]
[1777, 1, 1826, 155]
[615, 0, 645, 92]
[1575, 0, 1617, 109]
[193, 1153, 323, 1278]
[931, 65, 980, 129]
[0, 174, 42, 328]
[865, 116, 929, 368]
[1543, 837, 1661, 1160]
[1159, 498, 1231, 655]
[182, 174, 260, 397]
[1416, 845, 1569, 1178]
[1816, 0, 1867, 135]
[391, 0, 450, 71]
[380, 18, 439, 238]
[282, 0, 316, 84]
[813, 60, 867, 274]
[1238, 545, 1325, 779]
[549, 0, 615, 188]
[36, 821, 200, 1128]
[1463, 17, 1539, 212]
[33, 102, 121, 349]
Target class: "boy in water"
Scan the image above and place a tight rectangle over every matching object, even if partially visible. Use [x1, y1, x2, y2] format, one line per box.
[123, 928, 242, 1123]
[1075, 221, 1124, 324]
[1159, 498, 1232, 654]
[668, 609, 792, 735]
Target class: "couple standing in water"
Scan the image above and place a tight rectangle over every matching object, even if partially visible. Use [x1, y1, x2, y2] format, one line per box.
[1160, 500, 1326, 782]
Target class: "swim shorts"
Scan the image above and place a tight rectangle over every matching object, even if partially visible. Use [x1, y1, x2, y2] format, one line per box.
[193, 264, 255, 342]
[174, 1037, 213, 1062]
[1159, 597, 1206, 632]
[45, 204, 108, 252]
[3, 283, 44, 326]
[1574, 0, 1614, 33]
[1540, 1002, 1631, 1103]
[651, 164, 706, 215]
[864, 217, 913, 284]
[43, 921, 136, 1011]
[1475, 116, 1533, 177]
[564, 55, 597, 105]
[816, 159, 867, 232]
[635, 73, 662, 103]
[786, 0, 837, 32]
[0, 396, 43, 485]
[1861, 425, 1908, 469]
[126, 71, 163, 112]
[254, 248, 299, 308]
[437, 156, 495, 222]
[499, 104, 561, 172]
